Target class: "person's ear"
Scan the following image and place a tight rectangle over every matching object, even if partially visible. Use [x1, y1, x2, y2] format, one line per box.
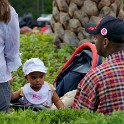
[103, 38, 109, 49]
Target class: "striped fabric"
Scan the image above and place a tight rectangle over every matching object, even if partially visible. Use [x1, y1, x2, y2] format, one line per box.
[0, 6, 22, 83]
[73, 51, 124, 114]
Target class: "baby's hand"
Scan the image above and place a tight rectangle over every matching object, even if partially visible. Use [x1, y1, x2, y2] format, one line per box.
[9, 76, 16, 85]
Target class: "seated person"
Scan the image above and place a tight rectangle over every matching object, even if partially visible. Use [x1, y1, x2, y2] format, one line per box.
[11, 58, 65, 109]
[73, 16, 124, 114]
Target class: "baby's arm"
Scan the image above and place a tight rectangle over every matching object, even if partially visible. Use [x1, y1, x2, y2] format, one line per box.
[52, 91, 65, 109]
[11, 88, 22, 101]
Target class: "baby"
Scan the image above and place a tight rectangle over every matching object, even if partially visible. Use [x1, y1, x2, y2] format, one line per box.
[11, 58, 65, 109]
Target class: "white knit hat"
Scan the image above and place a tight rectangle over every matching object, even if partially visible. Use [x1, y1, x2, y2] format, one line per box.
[23, 58, 47, 75]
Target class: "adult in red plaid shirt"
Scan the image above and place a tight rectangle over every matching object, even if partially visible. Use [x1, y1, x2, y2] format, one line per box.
[73, 16, 124, 114]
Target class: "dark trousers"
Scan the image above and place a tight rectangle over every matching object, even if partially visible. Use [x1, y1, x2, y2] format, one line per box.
[0, 82, 11, 113]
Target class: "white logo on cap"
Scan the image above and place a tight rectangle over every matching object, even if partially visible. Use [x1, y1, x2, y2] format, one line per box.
[101, 28, 107, 36]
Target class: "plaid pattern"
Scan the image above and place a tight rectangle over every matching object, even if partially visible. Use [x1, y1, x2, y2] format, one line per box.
[73, 51, 124, 114]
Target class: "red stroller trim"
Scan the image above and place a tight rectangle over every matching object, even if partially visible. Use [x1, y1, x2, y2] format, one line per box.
[62, 42, 98, 71]
[54, 42, 98, 85]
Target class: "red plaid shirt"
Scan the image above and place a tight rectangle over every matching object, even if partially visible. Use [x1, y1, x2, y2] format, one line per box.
[73, 51, 124, 114]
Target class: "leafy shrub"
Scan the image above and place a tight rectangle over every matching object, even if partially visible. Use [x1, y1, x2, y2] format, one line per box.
[9, 34, 124, 124]
[12, 34, 75, 91]
[1, 108, 124, 124]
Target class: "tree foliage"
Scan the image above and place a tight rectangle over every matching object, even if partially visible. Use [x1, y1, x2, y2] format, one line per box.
[9, 0, 52, 20]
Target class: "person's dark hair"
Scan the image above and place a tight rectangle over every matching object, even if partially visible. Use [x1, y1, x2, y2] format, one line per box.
[0, 0, 10, 23]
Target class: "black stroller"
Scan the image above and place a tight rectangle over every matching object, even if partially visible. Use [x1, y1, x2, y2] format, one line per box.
[53, 42, 102, 97]
[10, 42, 102, 111]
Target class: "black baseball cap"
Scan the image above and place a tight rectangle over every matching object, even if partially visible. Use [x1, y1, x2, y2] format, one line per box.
[85, 16, 124, 43]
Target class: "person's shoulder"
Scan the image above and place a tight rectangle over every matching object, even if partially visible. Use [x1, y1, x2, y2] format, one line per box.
[44, 82, 55, 91]
[9, 6, 18, 16]
[14, 87, 24, 97]
[90, 61, 107, 73]
[19, 87, 24, 96]
[10, 6, 16, 12]
[83, 63, 105, 79]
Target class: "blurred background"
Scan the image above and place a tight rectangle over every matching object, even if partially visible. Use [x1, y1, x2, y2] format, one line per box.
[9, 0, 52, 29]
[9, 0, 124, 46]
[9, 0, 52, 20]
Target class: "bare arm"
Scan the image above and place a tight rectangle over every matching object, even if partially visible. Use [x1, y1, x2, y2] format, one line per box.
[52, 91, 65, 109]
[11, 88, 22, 101]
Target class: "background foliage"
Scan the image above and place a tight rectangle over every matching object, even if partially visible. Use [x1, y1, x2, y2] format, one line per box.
[9, 0, 52, 20]
[4, 33, 124, 124]
[11, 34, 75, 91]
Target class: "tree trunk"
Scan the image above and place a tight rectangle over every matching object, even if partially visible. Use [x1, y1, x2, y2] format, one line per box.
[50, 0, 124, 47]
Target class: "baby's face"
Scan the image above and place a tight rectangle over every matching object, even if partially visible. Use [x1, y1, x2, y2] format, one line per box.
[26, 71, 45, 91]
